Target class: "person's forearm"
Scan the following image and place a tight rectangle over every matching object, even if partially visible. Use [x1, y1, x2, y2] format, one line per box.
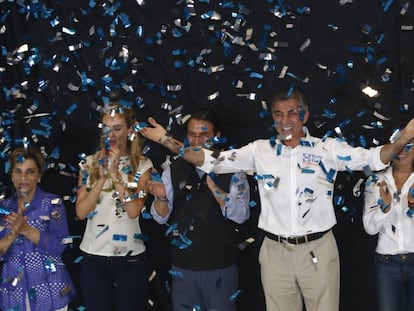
[76, 178, 105, 219]
[153, 198, 170, 217]
[158, 134, 205, 167]
[209, 185, 226, 208]
[380, 138, 409, 164]
[124, 197, 146, 218]
[380, 123, 414, 164]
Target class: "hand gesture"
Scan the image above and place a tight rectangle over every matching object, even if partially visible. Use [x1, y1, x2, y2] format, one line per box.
[96, 148, 110, 180]
[379, 180, 392, 212]
[139, 117, 168, 143]
[148, 178, 167, 200]
[6, 206, 29, 235]
[107, 147, 121, 176]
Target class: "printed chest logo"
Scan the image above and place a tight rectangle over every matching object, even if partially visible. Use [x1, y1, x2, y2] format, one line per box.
[302, 153, 322, 166]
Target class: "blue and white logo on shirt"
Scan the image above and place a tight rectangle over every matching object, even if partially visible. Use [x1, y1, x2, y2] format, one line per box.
[302, 153, 322, 165]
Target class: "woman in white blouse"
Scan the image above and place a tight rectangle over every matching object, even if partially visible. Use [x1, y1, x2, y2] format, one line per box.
[363, 142, 414, 311]
[76, 103, 152, 311]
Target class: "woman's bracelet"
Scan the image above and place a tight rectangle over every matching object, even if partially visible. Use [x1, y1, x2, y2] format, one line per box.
[112, 176, 125, 186]
[123, 190, 147, 203]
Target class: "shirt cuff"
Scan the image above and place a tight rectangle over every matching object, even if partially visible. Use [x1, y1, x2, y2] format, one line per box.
[197, 149, 215, 173]
[150, 202, 170, 224]
[373, 146, 389, 170]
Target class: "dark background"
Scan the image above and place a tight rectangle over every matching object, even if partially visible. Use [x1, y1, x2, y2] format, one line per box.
[1, 1, 414, 310]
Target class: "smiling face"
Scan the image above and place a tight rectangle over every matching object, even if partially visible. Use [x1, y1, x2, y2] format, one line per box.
[102, 112, 132, 155]
[271, 97, 309, 147]
[11, 158, 41, 200]
[394, 143, 414, 170]
[186, 118, 218, 148]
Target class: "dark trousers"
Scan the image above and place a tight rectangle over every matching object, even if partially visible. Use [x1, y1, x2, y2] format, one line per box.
[375, 253, 414, 311]
[80, 252, 147, 311]
[171, 264, 238, 311]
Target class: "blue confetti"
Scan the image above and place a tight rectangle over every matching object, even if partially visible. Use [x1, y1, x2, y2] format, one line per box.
[168, 270, 184, 278]
[0, 207, 11, 215]
[86, 210, 98, 219]
[322, 108, 336, 119]
[229, 289, 242, 301]
[28, 288, 37, 302]
[165, 223, 178, 236]
[65, 103, 78, 115]
[301, 168, 315, 174]
[44, 259, 57, 273]
[133, 233, 149, 242]
[269, 136, 276, 147]
[113, 234, 127, 241]
[141, 210, 153, 219]
[337, 155, 352, 161]
[276, 143, 282, 156]
[334, 195, 344, 206]
[381, 0, 394, 12]
[96, 225, 109, 239]
[300, 140, 314, 147]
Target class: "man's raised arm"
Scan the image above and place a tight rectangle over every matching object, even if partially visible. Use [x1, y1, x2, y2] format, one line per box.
[380, 118, 414, 164]
[140, 117, 206, 167]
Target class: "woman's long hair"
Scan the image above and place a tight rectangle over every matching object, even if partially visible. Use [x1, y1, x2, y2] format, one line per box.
[88, 103, 145, 187]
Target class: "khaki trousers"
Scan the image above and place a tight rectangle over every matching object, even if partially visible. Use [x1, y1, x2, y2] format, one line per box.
[259, 230, 340, 311]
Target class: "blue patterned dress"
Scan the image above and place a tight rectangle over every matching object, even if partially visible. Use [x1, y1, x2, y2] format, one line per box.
[0, 188, 75, 311]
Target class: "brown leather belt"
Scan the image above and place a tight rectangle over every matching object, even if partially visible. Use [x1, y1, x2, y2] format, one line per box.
[265, 229, 330, 245]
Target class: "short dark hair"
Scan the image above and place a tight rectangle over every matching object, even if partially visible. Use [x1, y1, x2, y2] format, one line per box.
[186, 110, 221, 133]
[271, 88, 309, 112]
[9, 147, 45, 176]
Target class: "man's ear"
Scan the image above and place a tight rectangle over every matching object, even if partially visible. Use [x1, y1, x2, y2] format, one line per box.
[301, 110, 310, 124]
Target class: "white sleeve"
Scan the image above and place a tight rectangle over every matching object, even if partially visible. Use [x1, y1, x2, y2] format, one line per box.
[330, 139, 388, 172]
[363, 176, 389, 235]
[198, 143, 256, 174]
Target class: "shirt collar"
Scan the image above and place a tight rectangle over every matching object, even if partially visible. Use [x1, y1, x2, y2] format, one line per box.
[274, 126, 314, 149]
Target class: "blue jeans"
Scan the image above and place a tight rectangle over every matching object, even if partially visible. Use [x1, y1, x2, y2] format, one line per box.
[171, 264, 238, 311]
[375, 253, 414, 311]
[80, 252, 148, 311]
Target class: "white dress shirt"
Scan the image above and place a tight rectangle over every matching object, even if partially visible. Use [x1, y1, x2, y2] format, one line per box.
[199, 127, 387, 237]
[363, 167, 414, 255]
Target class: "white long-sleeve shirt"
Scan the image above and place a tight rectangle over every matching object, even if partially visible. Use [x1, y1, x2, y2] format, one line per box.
[363, 167, 414, 255]
[199, 127, 387, 237]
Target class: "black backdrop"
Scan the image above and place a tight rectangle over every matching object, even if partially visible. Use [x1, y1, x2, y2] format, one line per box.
[1, 1, 414, 310]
